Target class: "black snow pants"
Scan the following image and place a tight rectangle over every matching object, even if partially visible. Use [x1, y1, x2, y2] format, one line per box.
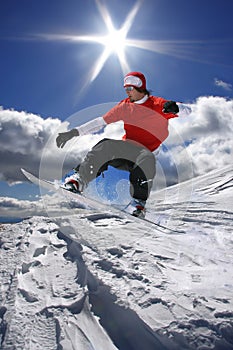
[76, 138, 156, 201]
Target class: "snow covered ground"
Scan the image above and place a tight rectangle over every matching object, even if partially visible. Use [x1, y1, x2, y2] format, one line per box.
[0, 165, 233, 349]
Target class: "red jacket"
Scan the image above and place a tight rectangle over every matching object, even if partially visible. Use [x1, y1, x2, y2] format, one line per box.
[103, 96, 178, 152]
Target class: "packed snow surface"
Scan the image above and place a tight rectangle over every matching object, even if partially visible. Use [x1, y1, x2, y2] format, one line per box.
[0, 165, 233, 349]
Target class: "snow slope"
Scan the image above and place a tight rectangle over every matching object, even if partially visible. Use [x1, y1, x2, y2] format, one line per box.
[0, 165, 233, 349]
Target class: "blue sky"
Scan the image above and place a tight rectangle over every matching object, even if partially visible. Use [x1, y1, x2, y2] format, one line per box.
[0, 0, 233, 214]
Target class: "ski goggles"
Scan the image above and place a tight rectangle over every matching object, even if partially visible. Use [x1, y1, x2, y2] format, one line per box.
[125, 86, 134, 92]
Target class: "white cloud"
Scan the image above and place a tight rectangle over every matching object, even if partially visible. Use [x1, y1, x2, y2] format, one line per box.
[0, 193, 83, 218]
[214, 78, 232, 91]
[0, 196, 44, 217]
[0, 107, 119, 183]
[0, 108, 63, 182]
[164, 96, 233, 183]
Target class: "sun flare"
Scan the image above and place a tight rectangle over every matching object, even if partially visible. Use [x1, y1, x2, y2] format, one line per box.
[36, 0, 176, 92]
[36, 1, 142, 89]
[35, 0, 216, 95]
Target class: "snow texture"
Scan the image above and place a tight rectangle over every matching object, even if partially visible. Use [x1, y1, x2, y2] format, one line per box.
[0, 165, 233, 349]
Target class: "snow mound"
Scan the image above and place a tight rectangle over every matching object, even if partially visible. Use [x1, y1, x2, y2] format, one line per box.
[0, 165, 233, 349]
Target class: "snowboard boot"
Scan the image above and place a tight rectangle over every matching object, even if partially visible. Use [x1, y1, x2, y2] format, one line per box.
[129, 199, 146, 218]
[63, 171, 86, 194]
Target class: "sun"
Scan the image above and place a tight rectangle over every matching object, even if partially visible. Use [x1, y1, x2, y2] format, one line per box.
[102, 28, 126, 56]
[89, 25, 129, 84]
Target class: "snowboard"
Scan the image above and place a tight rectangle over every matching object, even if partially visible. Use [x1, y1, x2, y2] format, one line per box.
[21, 168, 182, 233]
[21, 168, 114, 212]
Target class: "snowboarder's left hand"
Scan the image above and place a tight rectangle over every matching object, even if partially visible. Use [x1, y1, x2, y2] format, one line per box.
[163, 101, 179, 114]
[56, 129, 79, 148]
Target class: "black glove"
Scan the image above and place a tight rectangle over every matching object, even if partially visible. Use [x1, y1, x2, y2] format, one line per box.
[56, 128, 79, 148]
[163, 101, 179, 114]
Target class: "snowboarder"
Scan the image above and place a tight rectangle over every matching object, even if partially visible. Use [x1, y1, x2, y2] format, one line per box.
[56, 71, 183, 217]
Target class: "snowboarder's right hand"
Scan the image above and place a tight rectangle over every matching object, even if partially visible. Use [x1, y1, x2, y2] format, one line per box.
[56, 129, 79, 148]
[163, 101, 179, 114]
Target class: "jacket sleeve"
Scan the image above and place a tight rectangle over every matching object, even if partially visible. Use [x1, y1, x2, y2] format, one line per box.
[76, 116, 107, 135]
[77, 100, 127, 135]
